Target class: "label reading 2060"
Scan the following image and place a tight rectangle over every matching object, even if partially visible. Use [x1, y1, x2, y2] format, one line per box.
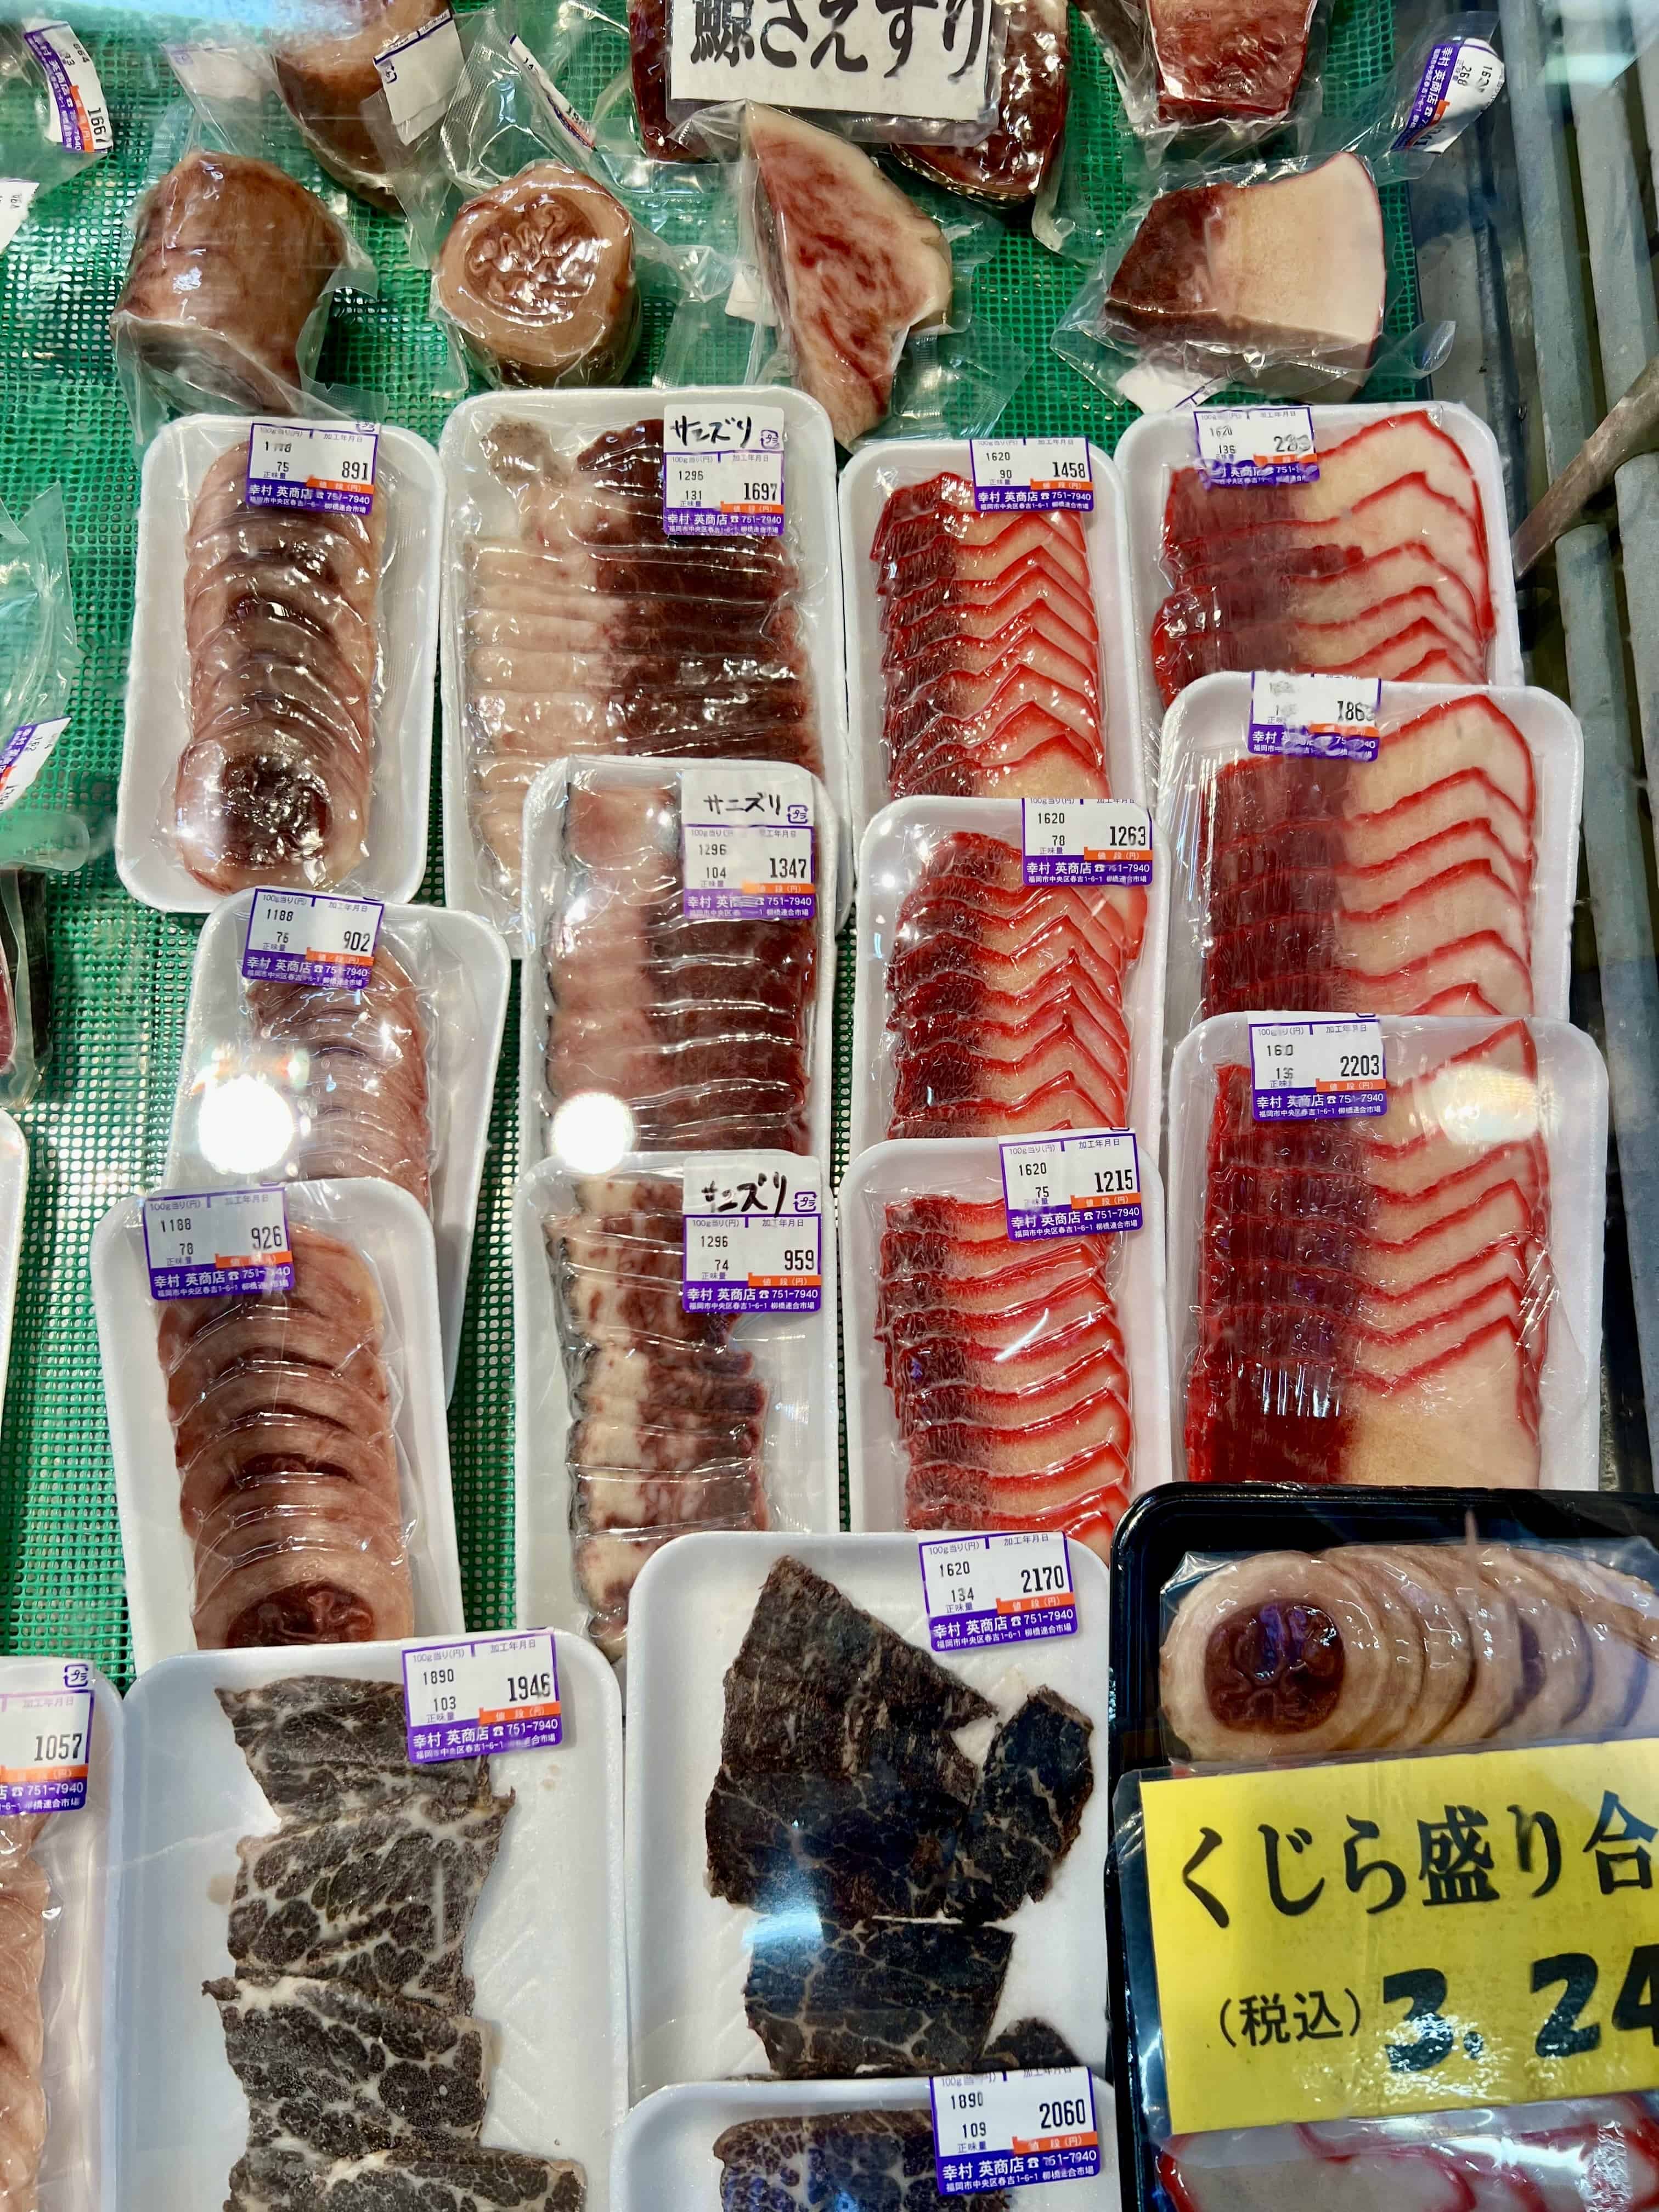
[932, 2066, 1101, 2194]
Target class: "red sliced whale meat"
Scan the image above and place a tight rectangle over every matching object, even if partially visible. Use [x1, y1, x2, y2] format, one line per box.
[1185, 1024, 1553, 1489]
[884, 831, 1143, 1139]
[1144, 0, 1319, 123]
[1195, 696, 1538, 1021]
[876, 476, 1110, 803]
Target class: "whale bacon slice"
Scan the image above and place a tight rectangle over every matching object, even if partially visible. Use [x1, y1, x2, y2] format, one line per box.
[1154, 413, 1496, 707]
[1184, 1025, 1553, 1490]
[875, 476, 1110, 802]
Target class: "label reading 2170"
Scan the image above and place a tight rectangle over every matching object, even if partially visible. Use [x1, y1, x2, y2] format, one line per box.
[920, 1533, 1077, 1652]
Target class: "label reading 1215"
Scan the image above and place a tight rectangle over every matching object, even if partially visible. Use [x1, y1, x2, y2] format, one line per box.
[242, 889, 384, 990]
[246, 421, 378, 516]
[0, 1661, 94, 1817]
[143, 1187, 294, 1300]
[682, 1157, 822, 1314]
[968, 437, 1093, 513]
[932, 2066, 1101, 2194]
[1250, 1017, 1387, 1122]
[403, 1629, 562, 1763]
[1000, 1130, 1141, 1239]
[1022, 798, 1151, 888]
[919, 1532, 1076, 1652]
[1194, 407, 1318, 486]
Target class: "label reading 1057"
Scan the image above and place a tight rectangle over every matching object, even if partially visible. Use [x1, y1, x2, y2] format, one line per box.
[1000, 1130, 1141, 1239]
[1250, 1017, 1387, 1122]
[241, 888, 384, 990]
[0, 1661, 94, 1817]
[682, 1157, 822, 1314]
[403, 1629, 562, 1763]
[1194, 407, 1319, 486]
[142, 1187, 294, 1300]
[932, 2067, 1101, 2194]
[919, 1532, 1077, 1652]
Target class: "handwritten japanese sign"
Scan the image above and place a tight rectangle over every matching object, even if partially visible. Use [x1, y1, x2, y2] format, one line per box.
[681, 1156, 822, 1313]
[1138, 1737, 1659, 2132]
[679, 765, 815, 924]
[669, 0, 992, 121]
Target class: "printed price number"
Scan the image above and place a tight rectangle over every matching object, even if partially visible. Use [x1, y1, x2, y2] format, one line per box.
[403, 1629, 562, 1759]
[931, 2064, 1100, 2193]
[1026, 805, 1144, 853]
[1000, 1130, 1142, 1239]
[919, 1532, 1077, 1647]
[143, 1187, 295, 1295]
[0, 1664, 95, 1814]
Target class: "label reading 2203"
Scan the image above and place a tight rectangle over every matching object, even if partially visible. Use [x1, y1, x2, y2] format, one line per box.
[142, 1187, 294, 1300]
[932, 2066, 1101, 2194]
[1250, 1017, 1387, 1122]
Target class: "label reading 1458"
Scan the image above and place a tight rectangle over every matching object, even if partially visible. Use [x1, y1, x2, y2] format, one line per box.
[968, 437, 1093, 514]
[403, 1629, 562, 1763]
[919, 1532, 1076, 1652]
[1250, 1017, 1387, 1122]
[932, 2066, 1100, 2194]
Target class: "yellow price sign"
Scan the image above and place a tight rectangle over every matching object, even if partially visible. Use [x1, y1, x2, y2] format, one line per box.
[1139, 1736, 1659, 2135]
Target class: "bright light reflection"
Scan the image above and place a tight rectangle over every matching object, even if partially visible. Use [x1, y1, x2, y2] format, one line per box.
[1423, 1068, 1540, 1148]
[198, 1073, 297, 1175]
[550, 1090, 635, 1174]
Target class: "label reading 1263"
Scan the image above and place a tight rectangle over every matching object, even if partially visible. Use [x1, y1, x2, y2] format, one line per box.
[663, 407, 785, 537]
[1249, 670, 1382, 762]
[1195, 407, 1318, 486]
[0, 1661, 94, 1817]
[241, 889, 383, 991]
[1022, 798, 1151, 888]
[403, 1629, 562, 1763]
[920, 1532, 1076, 1652]
[246, 421, 379, 516]
[680, 766, 814, 923]
[932, 2067, 1101, 2195]
[143, 1187, 294, 1300]
[968, 437, 1093, 514]
[682, 1157, 822, 1314]
[1001, 1130, 1141, 1239]
[1250, 1017, 1387, 1122]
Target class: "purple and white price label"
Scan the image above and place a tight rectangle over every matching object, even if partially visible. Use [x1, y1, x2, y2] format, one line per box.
[0, 716, 67, 810]
[968, 436, 1093, 514]
[1022, 797, 1151, 888]
[374, 7, 463, 141]
[142, 1187, 294, 1300]
[680, 765, 814, 923]
[403, 1629, 562, 1764]
[1248, 670, 1381, 761]
[246, 420, 379, 517]
[919, 1533, 1076, 1654]
[241, 888, 383, 991]
[1395, 36, 1504, 153]
[23, 20, 112, 155]
[1250, 1015, 1387, 1122]
[0, 1661, 94, 1818]
[1194, 406, 1318, 486]
[663, 406, 785, 537]
[682, 1157, 822, 1314]
[932, 2067, 1101, 2195]
[1001, 1130, 1141, 1240]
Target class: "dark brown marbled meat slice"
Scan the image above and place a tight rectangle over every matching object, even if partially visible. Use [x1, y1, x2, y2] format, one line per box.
[216, 1678, 488, 1820]
[944, 1690, 1095, 1925]
[228, 2141, 585, 2209]
[744, 1916, 1012, 2078]
[705, 1764, 963, 1920]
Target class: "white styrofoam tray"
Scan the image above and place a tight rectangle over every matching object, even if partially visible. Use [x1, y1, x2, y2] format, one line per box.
[0, 1110, 27, 1440]
[119, 413, 443, 913]
[114, 1638, 627, 2212]
[1165, 1013, 1609, 1488]
[613, 2077, 1119, 2212]
[7, 1659, 122, 2212]
[438, 386, 850, 950]
[839, 439, 1146, 843]
[1116, 401, 1526, 772]
[840, 1139, 1172, 1534]
[92, 1175, 464, 1672]
[849, 796, 1170, 1165]
[167, 894, 511, 1400]
[1155, 675, 1585, 1043]
[512, 1149, 841, 1644]
[517, 758, 838, 1174]
[626, 1531, 1114, 2099]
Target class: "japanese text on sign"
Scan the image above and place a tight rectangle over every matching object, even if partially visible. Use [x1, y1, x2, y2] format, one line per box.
[0, 1661, 93, 1817]
[1000, 1130, 1142, 1239]
[1194, 407, 1319, 486]
[246, 421, 379, 517]
[663, 408, 785, 537]
[682, 1157, 822, 1314]
[241, 889, 384, 991]
[1249, 670, 1383, 762]
[1137, 1735, 1659, 2132]
[669, 0, 992, 120]
[919, 1532, 1076, 1652]
[143, 1187, 294, 1300]
[680, 765, 815, 923]
[968, 438, 1094, 514]
[1395, 36, 1504, 153]
[932, 2066, 1101, 2194]
[1250, 1017, 1387, 1122]
[404, 1630, 562, 1762]
[1022, 798, 1150, 889]
[0, 716, 67, 810]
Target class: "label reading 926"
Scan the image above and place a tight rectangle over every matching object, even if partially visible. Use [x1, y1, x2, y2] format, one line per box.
[143, 1187, 294, 1300]
[920, 1533, 1076, 1652]
[1250, 1017, 1387, 1121]
[241, 889, 384, 991]
[246, 421, 378, 516]
[403, 1629, 561, 1762]
[0, 1661, 94, 1817]
[1000, 1130, 1141, 1239]
[682, 1157, 821, 1314]
[932, 2066, 1101, 2194]
[1194, 407, 1318, 486]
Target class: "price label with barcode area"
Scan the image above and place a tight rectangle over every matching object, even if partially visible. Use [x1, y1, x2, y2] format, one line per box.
[403, 1630, 562, 1763]
[0, 1661, 94, 1816]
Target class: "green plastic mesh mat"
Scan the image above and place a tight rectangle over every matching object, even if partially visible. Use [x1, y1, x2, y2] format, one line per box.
[0, 2, 1415, 1683]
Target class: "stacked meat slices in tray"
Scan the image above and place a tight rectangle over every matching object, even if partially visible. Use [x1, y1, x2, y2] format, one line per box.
[874, 473, 1110, 800]
[1152, 414, 1497, 704]
[1185, 1025, 1555, 1489]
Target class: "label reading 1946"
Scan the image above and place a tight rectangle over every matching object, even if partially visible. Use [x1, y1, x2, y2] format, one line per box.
[682, 1156, 821, 1314]
[932, 2066, 1101, 2194]
[968, 437, 1093, 514]
[241, 889, 384, 991]
[919, 1532, 1076, 1652]
[1000, 1130, 1141, 1239]
[142, 1187, 294, 1300]
[246, 421, 379, 517]
[1022, 798, 1151, 888]
[1250, 1017, 1387, 1122]
[403, 1629, 562, 1763]
[0, 1661, 94, 1818]
[1195, 407, 1318, 486]
[663, 407, 785, 537]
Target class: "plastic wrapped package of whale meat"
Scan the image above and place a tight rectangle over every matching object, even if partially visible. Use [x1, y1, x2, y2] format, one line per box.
[0, 870, 51, 1108]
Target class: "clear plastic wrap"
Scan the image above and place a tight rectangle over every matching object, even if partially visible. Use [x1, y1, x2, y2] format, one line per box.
[1156, 1534, 1659, 1765]
[120, 414, 443, 913]
[0, 869, 52, 1107]
[268, 0, 455, 209]
[849, 799, 1167, 1154]
[0, 18, 112, 227]
[1156, 680, 1583, 1034]
[1165, 1013, 1607, 1494]
[624, 1534, 1111, 2091]
[512, 1150, 838, 1656]
[841, 1137, 1172, 1558]
[168, 894, 510, 1397]
[1076, 0, 1336, 169]
[116, 1643, 626, 2211]
[439, 387, 845, 939]
[0, 487, 92, 876]
[521, 755, 837, 1165]
[92, 1176, 464, 1672]
[889, 0, 1070, 210]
